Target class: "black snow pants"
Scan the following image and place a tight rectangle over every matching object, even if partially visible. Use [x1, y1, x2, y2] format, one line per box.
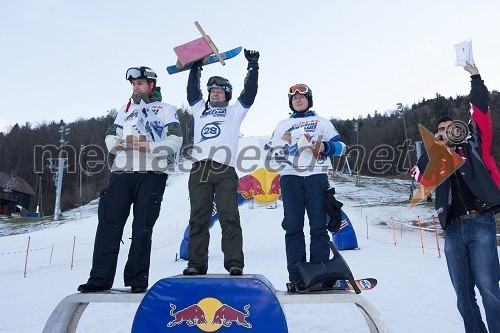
[187, 160, 244, 272]
[87, 171, 167, 289]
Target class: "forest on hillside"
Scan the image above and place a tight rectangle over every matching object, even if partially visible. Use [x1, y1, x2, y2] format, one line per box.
[0, 108, 194, 216]
[331, 91, 500, 176]
[1, 90, 499, 216]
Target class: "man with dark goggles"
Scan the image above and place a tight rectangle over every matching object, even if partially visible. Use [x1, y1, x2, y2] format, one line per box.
[207, 76, 229, 87]
[125, 66, 157, 82]
[182, 49, 260, 277]
[207, 76, 232, 93]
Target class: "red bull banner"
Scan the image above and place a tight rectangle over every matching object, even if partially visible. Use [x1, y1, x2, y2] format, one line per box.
[132, 274, 288, 332]
[237, 168, 281, 204]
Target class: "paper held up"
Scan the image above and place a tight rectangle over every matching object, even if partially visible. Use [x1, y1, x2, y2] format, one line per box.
[454, 40, 475, 67]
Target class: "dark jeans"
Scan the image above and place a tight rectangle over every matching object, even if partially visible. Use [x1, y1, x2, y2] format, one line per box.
[187, 160, 244, 272]
[280, 173, 330, 282]
[87, 171, 167, 289]
[445, 213, 500, 333]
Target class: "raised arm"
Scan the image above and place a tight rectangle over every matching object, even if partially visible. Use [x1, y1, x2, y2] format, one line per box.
[187, 60, 203, 106]
[464, 62, 488, 114]
[238, 49, 259, 108]
[464, 62, 500, 186]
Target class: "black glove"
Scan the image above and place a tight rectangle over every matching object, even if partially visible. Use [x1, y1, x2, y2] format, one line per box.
[192, 58, 204, 69]
[244, 49, 259, 69]
[325, 187, 343, 233]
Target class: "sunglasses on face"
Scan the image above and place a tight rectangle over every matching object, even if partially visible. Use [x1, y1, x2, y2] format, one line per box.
[288, 84, 309, 96]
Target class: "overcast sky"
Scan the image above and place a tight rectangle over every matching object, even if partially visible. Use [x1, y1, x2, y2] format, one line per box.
[2, 0, 500, 137]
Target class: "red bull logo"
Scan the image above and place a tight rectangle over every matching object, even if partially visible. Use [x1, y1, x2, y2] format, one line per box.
[167, 304, 207, 327]
[211, 304, 252, 328]
[237, 167, 280, 205]
[132, 275, 290, 332]
[167, 298, 252, 331]
[268, 173, 281, 196]
[237, 174, 265, 200]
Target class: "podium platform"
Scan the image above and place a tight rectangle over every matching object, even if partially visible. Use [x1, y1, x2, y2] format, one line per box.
[43, 274, 388, 333]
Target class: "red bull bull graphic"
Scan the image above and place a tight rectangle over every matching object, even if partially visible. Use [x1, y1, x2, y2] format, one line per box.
[132, 275, 288, 332]
[167, 303, 208, 328]
[211, 304, 252, 328]
[237, 174, 265, 200]
[167, 298, 252, 330]
[237, 168, 280, 204]
[268, 172, 281, 196]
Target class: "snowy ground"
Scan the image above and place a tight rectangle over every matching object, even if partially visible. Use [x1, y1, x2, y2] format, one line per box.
[0, 137, 493, 333]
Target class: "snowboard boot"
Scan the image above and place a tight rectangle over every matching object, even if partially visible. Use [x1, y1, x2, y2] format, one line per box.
[286, 280, 305, 293]
[183, 267, 207, 276]
[130, 286, 147, 293]
[229, 267, 243, 276]
[77, 283, 109, 293]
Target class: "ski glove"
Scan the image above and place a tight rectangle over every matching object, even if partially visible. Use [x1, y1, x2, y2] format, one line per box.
[325, 187, 343, 233]
[192, 58, 204, 69]
[244, 49, 259, 70]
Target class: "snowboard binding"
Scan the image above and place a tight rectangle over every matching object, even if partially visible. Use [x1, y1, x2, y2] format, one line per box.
[295, 241, 361, 294]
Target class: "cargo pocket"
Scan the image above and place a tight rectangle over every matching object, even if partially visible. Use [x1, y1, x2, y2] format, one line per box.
[97, 189, 107, 222]
[145, 192, 163, 228]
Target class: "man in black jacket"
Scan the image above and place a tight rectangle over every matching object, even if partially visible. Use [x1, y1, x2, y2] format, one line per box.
[413, 62, 500, 333]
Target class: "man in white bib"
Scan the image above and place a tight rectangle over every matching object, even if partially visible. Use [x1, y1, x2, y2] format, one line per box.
[78, 66, 182, 293]
[183, 50, 260, 276]
[268, 83, 346, 290]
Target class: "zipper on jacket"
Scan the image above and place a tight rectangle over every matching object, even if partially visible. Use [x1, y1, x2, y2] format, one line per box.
[453, 172, 471, 215]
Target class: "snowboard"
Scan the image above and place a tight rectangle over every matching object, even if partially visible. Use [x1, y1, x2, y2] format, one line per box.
[286, 278, 377, 293]
[166, 46, 242, 75]
[332, 278, 377, 291]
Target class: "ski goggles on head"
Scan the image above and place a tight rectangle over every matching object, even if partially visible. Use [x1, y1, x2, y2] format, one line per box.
[125, 67, 157, 81]
[288, 84, 309, 96]
[207, 76, 231, 92]
[207, 76, 227, 87]
[207, 84, 231, 92]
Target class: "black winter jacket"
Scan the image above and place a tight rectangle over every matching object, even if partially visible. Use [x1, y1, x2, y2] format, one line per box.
[414, 75, 500, 230]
